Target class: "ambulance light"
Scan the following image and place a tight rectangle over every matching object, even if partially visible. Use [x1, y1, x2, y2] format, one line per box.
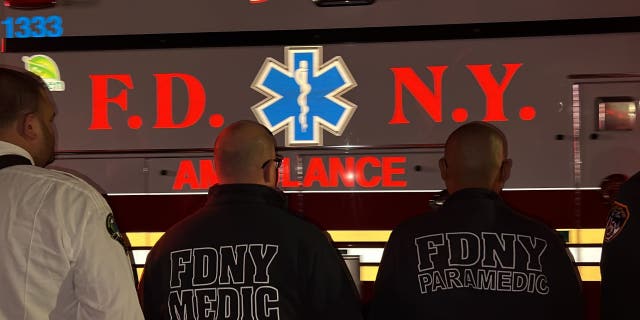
[3, 0, 55, 9]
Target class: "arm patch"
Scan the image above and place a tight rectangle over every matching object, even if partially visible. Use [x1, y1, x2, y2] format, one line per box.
[604, 202, 631, 243]
[106, 213, 126, 248]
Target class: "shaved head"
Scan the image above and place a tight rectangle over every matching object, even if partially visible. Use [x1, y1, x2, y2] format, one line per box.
[214, 120, 278, 186]
[439, 121, 511, 193]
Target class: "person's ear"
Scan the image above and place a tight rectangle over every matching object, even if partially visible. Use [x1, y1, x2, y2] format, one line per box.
[262, 161, 276, 187]
[500, 158, 512, 184]
[19, 113, 39, 141]
[439, 158, 448, 181]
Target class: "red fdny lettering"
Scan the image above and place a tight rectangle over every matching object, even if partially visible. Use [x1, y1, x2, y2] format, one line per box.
[389, 66, 447, 124]
[382, 157, 407, 187]
[173, 160, 218, 190]
[89, 74, 133, 130]
[279, 158, 301, 188]
[88, 64, 530, 134]
[389, 63, 525, 124]
[329, 157, 355, 187]
[153, 73, 206, 129]
[304, 158, 330, 187]
[89, 73, 207, 131]
[173, 157, 407, 190]
[467, 63, 522, 122]
[355, 156, 381, 188]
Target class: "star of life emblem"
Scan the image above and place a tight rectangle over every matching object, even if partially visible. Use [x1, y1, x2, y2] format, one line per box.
[251, 46, 357, 146]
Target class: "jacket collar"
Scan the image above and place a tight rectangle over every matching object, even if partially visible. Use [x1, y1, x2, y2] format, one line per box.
[0, 141, 35, 165]
[205, 183, 286, 209]
[444, 188, 500, 205]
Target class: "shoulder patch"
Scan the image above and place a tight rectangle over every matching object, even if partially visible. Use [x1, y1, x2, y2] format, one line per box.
[604, 201, 631, 243]
[106, 213, 125, 248]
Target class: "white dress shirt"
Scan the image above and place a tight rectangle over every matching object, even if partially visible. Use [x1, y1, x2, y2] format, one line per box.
[0, 141, 143, 320]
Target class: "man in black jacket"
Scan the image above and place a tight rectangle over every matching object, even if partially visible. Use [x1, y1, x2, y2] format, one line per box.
[139, 120, 362, 320]
[601, 170, 640, 320]
[368, 121, 584, 320]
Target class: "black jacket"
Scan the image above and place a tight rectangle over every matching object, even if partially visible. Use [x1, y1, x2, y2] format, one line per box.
[139, 184, 362, 320]
[368, 188, 584, 320]
[601, 171, 640, 320]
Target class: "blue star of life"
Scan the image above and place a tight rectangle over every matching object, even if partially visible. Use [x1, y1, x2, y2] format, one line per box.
[252, 46, 357, 146]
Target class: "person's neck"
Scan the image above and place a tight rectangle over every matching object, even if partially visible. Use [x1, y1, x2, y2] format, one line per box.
[447, 184, 498, 194]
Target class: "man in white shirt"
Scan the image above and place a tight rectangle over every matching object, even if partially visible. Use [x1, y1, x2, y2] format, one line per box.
[0, 66, 143, 319]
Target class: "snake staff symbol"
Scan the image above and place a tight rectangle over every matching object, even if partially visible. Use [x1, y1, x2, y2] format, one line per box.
[251, 46, 357, 146]
[294, 60, 311, 132]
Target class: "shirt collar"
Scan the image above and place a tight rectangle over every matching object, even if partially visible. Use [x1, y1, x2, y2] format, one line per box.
[0, 141, 35, 165]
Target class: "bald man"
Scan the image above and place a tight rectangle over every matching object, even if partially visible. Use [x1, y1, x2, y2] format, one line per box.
[139, 120, 363, 320]
[368, 122, 584, 320]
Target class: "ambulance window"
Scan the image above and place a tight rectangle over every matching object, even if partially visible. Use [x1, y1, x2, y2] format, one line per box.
[596, 97, 637, 131]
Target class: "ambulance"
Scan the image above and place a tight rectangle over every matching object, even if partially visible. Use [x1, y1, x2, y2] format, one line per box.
[2, 0, 639, 317]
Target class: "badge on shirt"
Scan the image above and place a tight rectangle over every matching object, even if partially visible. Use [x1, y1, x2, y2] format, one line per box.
[604, 201, 631, 242]
[106, 213, 125, 249]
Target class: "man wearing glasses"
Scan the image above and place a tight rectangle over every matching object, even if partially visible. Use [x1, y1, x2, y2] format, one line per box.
[139, 120, 362, 320]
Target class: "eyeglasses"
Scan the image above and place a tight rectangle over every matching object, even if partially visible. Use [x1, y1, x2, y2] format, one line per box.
[261, 154, 283, 170]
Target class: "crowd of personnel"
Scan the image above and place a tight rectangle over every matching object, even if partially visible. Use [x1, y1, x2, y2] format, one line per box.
[1, 66, 637, 319]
